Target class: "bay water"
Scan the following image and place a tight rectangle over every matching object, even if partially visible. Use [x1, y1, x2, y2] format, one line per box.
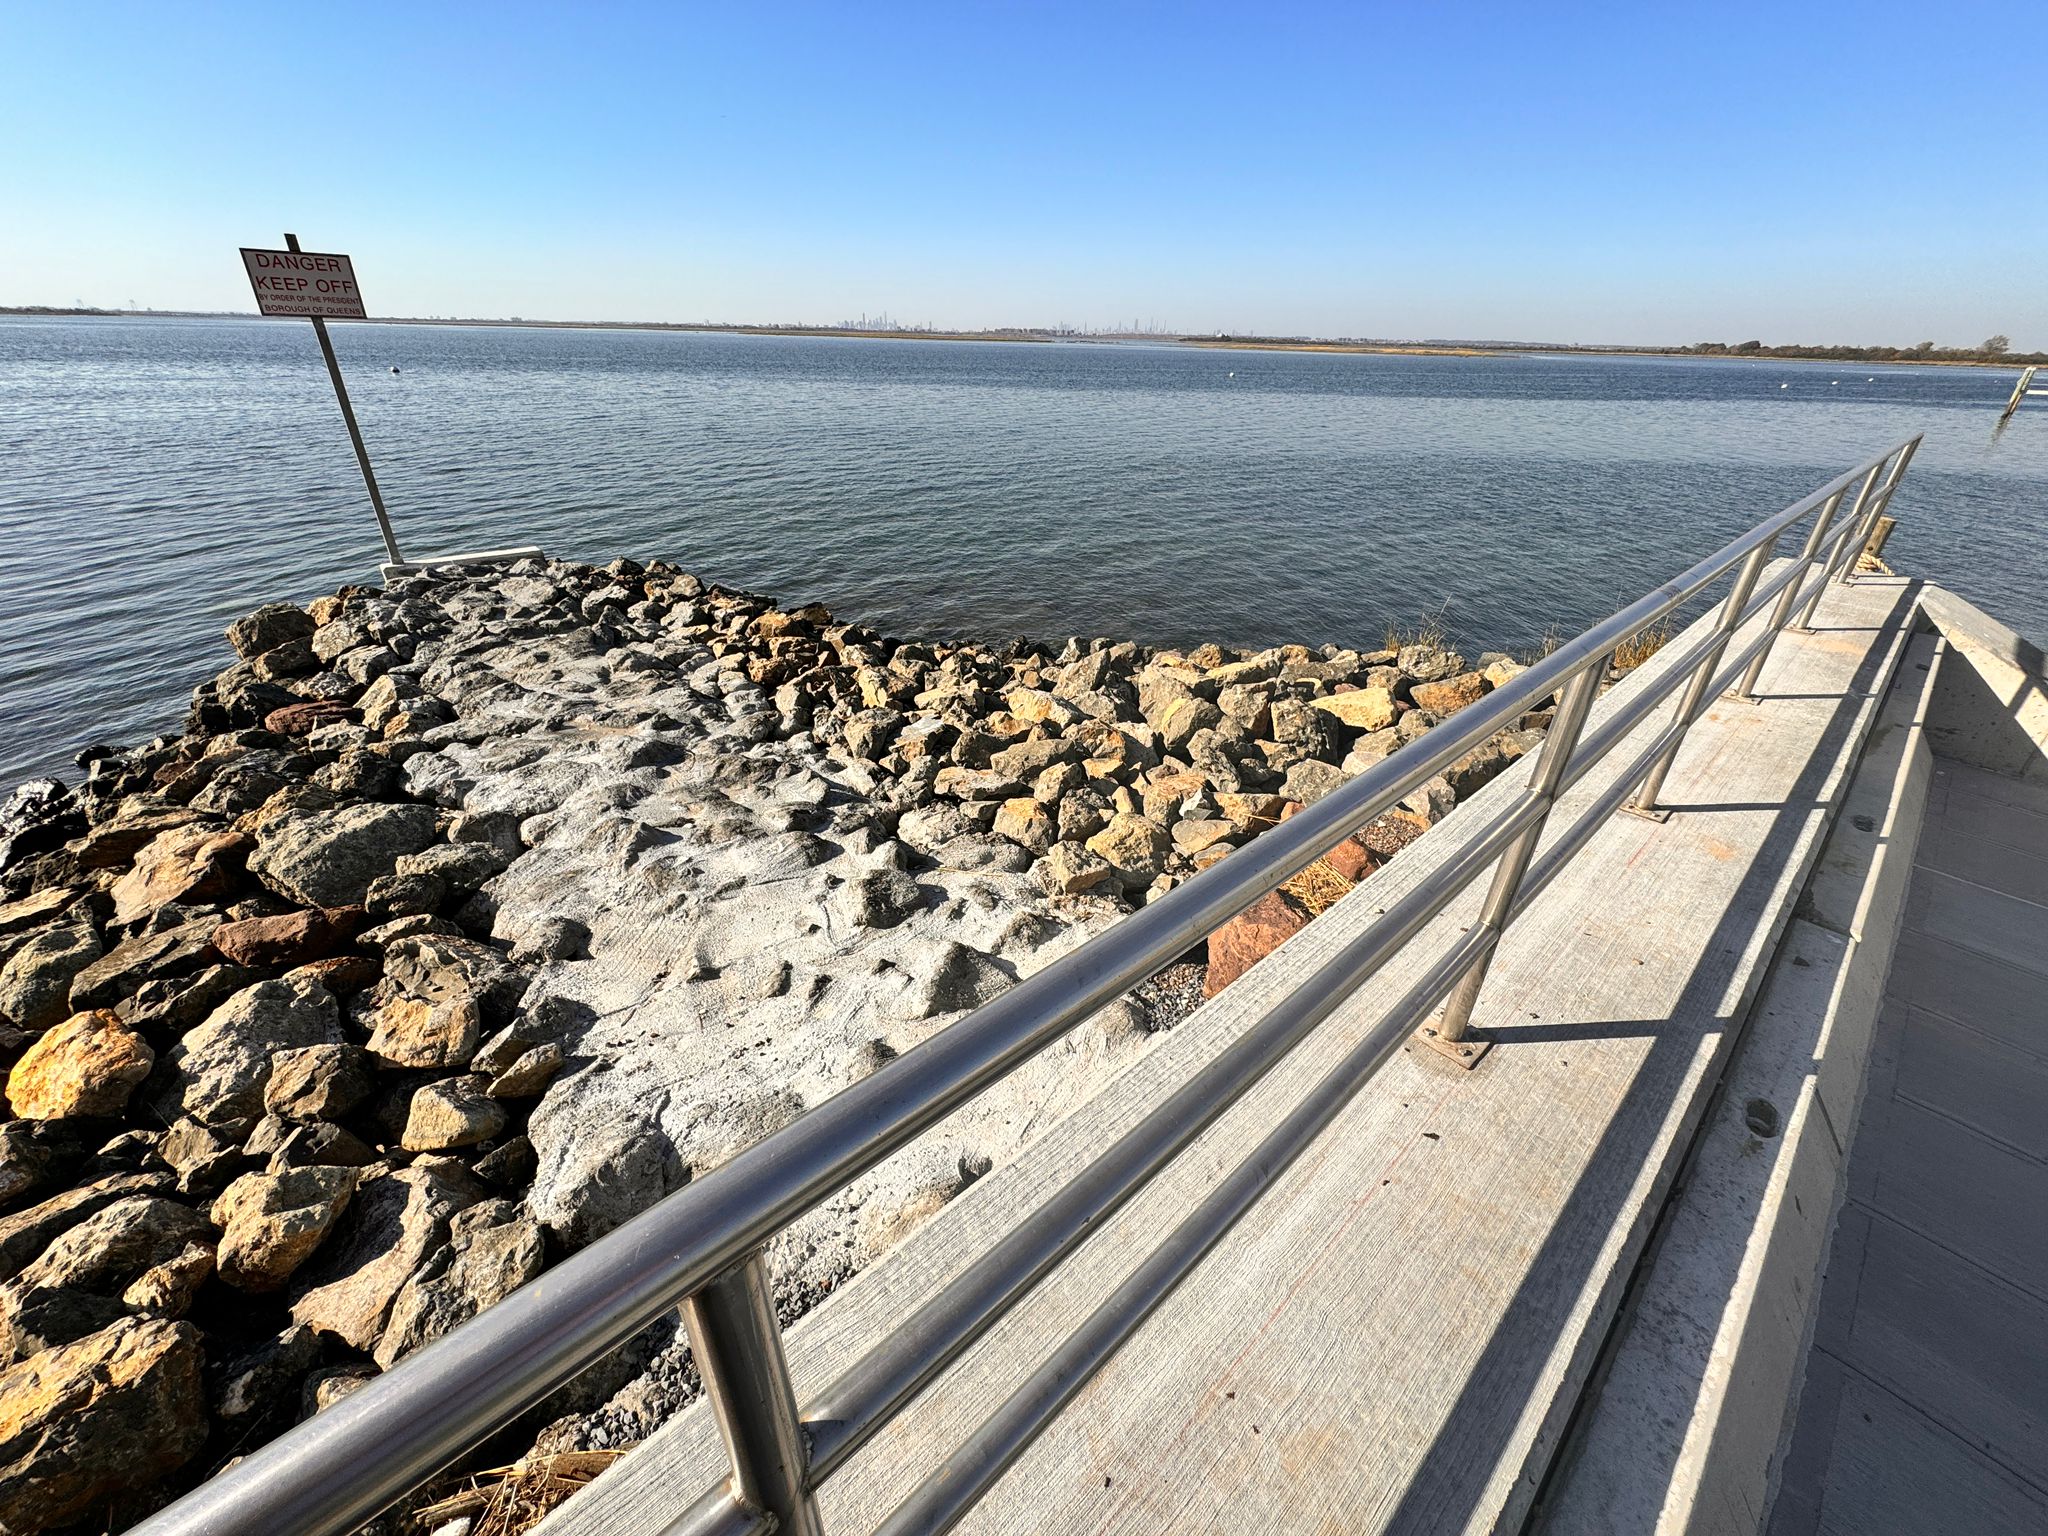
[3, 315, 2044, 789]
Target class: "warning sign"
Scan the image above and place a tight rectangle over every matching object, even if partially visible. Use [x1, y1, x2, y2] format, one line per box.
[240, 247, 367, 319]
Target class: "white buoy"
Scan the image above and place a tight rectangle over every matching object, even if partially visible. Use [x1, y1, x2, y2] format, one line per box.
[1228, 371, 1235, 378]
[1780, 382, 1789, 389]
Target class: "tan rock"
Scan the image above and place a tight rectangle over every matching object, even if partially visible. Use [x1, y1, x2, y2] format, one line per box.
[122, 1240, 215, 1316]
[1311, 687, 1398, 732]
[1170, 818, 1237, 855]
[108, 824, 249, 926]
[1004, 688, 1079, 727]
[485, 1042, 562, 1099]
[1213, 792, 1286, 832]
[364, 992, 481, 1070]
[1341, 729, 1403, 775]
[6, 1011, 153, 1120]
[0, 1318, 207, 1534]
[212, 1167, 358, 1291]
[1039, 842, 1117, 897]
[0, 888, 81, 939]
[1141, 770, 1210, 823]
[402, 1077, 506, 1151]
[1409, 671, 1491, 715]
[265, 1043, 374, 1122]
[992, 797, 1056, 853]
[1084, 814, 1170, 887]
[1400, 775, 1458, 825]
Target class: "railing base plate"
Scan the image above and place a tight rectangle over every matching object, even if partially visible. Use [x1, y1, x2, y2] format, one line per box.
[1623, 804, 1674, 824]
[1413, 1024, 1491, 1069]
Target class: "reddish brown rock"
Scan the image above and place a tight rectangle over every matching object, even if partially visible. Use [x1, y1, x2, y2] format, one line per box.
[212, 908, 362, 969]
[1322, 836, 1381, 883]
[1409, 671, 1491, 716]
[264, 700, 356, 737]
[108, 824, 250, 926]
[1203, 889, 1314, 997]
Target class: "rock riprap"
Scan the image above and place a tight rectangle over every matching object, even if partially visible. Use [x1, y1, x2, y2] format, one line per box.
[0, 555, 1551, 1531]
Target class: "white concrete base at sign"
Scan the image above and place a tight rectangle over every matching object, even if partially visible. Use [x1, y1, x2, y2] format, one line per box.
[380, 545, 545, 580]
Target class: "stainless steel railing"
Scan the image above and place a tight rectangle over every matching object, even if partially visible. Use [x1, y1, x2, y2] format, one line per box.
[130, 436, 1921, 1536]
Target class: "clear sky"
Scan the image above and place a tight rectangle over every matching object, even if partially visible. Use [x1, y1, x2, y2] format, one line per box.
[4, 1, 2043, 347]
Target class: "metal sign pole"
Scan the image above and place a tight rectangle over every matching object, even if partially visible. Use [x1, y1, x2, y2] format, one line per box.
[284, 231, 403, 565]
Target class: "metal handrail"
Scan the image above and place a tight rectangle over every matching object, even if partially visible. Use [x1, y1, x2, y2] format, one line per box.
[130, 436, 1921, 1536]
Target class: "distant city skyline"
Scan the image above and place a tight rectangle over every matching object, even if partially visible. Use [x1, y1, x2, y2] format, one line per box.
[4, 2, 2043, 350]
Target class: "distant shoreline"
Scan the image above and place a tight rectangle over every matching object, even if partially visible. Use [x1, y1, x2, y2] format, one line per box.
[1, 306, 2038, 368]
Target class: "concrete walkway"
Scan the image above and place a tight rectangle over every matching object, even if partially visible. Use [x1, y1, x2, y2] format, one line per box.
[1769, 758, 2048, 1534]
[544, 573, 1922, 1536]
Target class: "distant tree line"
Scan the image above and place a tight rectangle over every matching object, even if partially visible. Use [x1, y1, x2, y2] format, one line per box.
[1683, 335, 2046, 365]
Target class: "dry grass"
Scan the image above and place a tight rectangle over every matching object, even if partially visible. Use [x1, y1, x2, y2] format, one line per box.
[1279, 857, 1357, 916]
[1522, 625, 1563, 665]
[411, 1450, 625, 1536]
[1382, 600, 1453, 655]
[1613, 618, 1673, 674]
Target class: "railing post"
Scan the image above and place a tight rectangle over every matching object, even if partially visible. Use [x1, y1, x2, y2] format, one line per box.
[683, 1251, 823, 1536]
[1836, 436, 1919, 588]
[1731, 485, 1846, 701]
[1790, 458, 1886, 629]
[1426, 656, 1609, 1058]
[1629, 534, 1778, 818]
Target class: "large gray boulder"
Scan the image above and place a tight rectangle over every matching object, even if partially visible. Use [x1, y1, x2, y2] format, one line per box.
[290, 1167, 475, 1351]
[0, 1318, 208, 1536]
[526, 1112, 685, 1252]
[158, 978, 344, 1129]
[225, 602, 315, 661]
[0, 921, 101, 1034]
[249, 803, 440, 907]
[373, 1200, 543, 1368]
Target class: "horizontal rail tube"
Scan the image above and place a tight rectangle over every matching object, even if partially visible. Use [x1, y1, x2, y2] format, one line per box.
[130, 436, 1920, 1536]
[802, 789, 1541, 1478]
[871, 926, 1498, 1536]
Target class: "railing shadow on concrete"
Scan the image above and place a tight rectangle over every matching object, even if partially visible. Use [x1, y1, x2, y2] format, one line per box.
[127, 435, 1925, 1536]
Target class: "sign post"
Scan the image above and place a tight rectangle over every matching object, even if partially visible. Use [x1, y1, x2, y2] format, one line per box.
[240, 233, 404, 565]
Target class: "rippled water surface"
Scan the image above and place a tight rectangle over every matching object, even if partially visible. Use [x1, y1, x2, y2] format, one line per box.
[4, 315, 2045, 787]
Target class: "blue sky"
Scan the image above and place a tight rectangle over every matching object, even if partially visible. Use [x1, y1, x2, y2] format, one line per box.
[3, 1, 2043, 345]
